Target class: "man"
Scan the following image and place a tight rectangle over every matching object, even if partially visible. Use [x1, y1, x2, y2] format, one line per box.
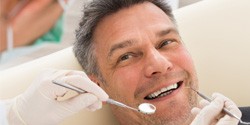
[73, 0, 242, 124]
[1, 0, 246, 125]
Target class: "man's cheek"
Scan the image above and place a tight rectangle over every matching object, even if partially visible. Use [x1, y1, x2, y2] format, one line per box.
[177, 52, 195, 70]
[115, 72, 139, 96]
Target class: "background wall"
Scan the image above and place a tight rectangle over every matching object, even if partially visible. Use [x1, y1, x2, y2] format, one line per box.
[174, 0, 250, 106]
[179, 0, 202, 7]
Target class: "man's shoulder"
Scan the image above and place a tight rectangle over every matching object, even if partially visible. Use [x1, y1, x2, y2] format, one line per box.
[239, 107, 250, 125]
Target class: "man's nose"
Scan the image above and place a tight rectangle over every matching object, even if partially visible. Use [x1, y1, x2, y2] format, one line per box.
[144, 49, 173, 77]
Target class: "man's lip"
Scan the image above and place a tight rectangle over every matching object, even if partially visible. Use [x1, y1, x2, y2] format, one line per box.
[143, 80, 184, 101]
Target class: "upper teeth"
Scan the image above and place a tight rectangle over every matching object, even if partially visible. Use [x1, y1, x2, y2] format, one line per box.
[147, 83, 178, 98]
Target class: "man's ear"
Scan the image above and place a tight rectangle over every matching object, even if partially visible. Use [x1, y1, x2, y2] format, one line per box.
[88, 74, 101, 86]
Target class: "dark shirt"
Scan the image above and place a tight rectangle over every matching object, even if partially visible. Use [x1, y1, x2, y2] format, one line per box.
[239, 107, 250, 125]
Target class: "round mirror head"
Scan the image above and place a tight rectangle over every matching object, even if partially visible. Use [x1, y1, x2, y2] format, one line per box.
[138, 103, 156, 114]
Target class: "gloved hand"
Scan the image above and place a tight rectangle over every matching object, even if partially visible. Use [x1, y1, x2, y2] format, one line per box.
[191, 93, 242, 125]
[7, 69, 108, 125]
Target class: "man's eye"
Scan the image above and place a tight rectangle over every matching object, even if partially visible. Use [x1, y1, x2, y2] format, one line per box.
[158, 40, 173, 49]
[119, 53, 132, 62]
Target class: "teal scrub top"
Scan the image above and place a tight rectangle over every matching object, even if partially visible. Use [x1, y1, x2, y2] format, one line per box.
[33, 16, 64, 45]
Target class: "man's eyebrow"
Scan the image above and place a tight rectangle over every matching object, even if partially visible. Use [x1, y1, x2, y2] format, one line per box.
[108, 40, 135, 57]
[107, 28, 178, 58]
[156, 28, 178, 37]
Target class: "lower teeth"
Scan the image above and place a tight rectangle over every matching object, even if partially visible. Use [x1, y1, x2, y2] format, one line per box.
[158, 90, 172, 97]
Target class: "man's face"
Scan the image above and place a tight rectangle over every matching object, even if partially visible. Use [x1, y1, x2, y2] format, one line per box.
[92, 2, 198, 125]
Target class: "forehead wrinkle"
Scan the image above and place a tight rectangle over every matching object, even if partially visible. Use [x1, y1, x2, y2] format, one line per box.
[156, 28, 178, 38]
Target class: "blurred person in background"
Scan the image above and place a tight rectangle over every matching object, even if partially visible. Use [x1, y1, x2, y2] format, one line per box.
[0, 0, 74, 63]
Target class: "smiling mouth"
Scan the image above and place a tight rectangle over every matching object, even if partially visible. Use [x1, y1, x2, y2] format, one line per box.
[144, 81, 183, 100]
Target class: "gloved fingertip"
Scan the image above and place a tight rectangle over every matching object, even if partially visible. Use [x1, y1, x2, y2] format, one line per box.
[211, 92, 223, 99]
[99, 94, 109, 102]
[199, 99, 210, 108]
[86, 101, 102, 111]
[191, 107, 201, 115]
[87, 108, 97, 112]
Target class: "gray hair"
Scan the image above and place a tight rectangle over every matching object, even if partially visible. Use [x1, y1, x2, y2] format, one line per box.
[73, 0, 175, 77]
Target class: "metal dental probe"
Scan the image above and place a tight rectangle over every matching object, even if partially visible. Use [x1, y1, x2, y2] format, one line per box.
[52, 80, 156, 114]
[188, 87, 250, 125]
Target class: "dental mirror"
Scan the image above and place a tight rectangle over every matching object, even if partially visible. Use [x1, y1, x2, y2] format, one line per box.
[52, 80, 156, 115]
[138, 103, 156, 114]
[106, 99, 156, 114]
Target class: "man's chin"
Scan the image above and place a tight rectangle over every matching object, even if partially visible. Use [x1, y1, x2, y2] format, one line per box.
[152, 104, 193, 124]
[110, 99, 195, 125]
[141, 92, 197, 125]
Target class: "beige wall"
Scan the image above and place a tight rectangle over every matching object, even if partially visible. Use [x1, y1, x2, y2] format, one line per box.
[179, 0, 202, 7]
[174, 0, 250, 106]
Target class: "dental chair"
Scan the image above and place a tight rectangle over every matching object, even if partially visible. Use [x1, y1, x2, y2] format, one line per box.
[0, 0, 249, 124]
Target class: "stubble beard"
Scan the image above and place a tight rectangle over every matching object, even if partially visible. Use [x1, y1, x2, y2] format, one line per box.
[137, 88, 197, 125]
[109, 84, 198, 125]
[97, 71, 198, 125]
